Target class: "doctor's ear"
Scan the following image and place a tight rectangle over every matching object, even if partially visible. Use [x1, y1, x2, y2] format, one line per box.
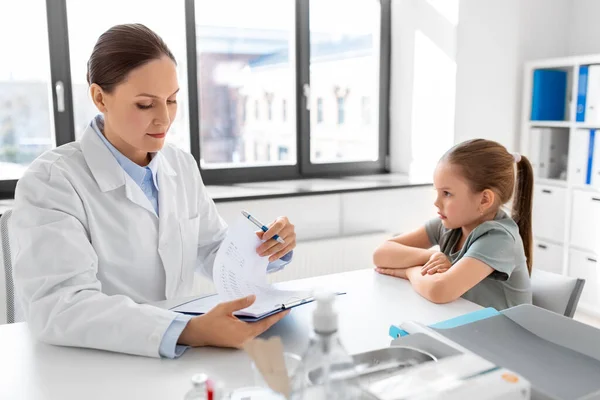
[90, 83, 108, 113]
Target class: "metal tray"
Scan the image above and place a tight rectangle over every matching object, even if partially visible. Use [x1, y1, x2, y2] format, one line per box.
[308, 346, 437, 385]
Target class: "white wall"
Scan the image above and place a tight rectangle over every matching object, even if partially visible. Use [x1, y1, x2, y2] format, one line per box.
[390, 0, 572, 170]
[453, 0, 521, 150]
[569, 0, 600, 56]
[389, 0, 458, 176]
[454, 0, 570, 152]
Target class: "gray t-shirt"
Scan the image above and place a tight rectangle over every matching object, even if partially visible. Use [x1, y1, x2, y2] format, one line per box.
[424, 209, 532, 310]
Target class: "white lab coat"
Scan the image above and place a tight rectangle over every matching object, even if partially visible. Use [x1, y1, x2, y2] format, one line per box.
[10, 123, 228, 358]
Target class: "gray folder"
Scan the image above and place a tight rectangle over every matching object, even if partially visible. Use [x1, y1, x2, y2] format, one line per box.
[431, 304, 600, 400]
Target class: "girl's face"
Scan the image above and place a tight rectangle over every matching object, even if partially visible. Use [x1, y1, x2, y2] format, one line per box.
[433, 161, 486, 230]
[91, 56, 179, 164]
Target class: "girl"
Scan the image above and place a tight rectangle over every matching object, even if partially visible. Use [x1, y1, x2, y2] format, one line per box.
[373, 139, 533, 310]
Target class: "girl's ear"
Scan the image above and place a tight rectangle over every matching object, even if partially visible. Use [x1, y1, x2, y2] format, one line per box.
[480, 189, 496, 213]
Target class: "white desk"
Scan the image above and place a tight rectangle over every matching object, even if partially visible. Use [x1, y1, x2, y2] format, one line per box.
[0, 269, 481, 400]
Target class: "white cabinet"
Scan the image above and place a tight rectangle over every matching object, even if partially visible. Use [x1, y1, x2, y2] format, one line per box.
[216, 195, 342, 240]
[570, 189, 600, 252]
[569, 248, 599, 307]
[532, 184, 566, 243]
[340, 186, 436, 236]
[533, 240, 563, 274]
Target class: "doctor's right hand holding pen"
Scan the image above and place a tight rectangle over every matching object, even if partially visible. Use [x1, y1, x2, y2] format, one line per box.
[242, 210, 297, 263]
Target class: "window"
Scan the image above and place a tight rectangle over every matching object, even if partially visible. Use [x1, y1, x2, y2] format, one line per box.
[66, 0, 191, 153]
[309, 0, 382, 165]
[278, 146, 289, 160]
[241, 98, 247, 123]
[282, 99, 287, 122]
[361, 96, 371, 125]
[196, 0, 297, 169]
[1, 0, 390, 196]
[316, 98, 324, 123]
[266, 93, 274, 121]
[0, 0, 55, 182]
[336, 96, 346, 125]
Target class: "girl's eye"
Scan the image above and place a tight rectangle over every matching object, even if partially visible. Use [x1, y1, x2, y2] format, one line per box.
[167, 100, 177, 105]
[136, 104, 152, 110]
[444, 191, 451, 197]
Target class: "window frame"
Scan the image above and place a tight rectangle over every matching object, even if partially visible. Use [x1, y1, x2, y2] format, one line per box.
[0, 0, 74, 199]
[0, 0, 391, 198]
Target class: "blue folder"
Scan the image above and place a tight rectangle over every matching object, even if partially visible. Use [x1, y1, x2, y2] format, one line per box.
[389, 307, 500, 338]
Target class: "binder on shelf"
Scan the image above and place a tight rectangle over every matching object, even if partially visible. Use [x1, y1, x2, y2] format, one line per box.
[529, 128, 569, 179]
[585, 65, 600, 125]
[548, 129, 570, 179]
[577, 65, 589, 122]
[530, 69, 567, 121]
[586, 129, 596, 185]
[592, 130, 600, 188]
[569, 129, 592, 185]
[529, 128, 549, 178]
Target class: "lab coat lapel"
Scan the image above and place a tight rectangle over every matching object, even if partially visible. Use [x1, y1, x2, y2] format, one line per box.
[80, 124, 157, 216]
[156, 152, 181, 298]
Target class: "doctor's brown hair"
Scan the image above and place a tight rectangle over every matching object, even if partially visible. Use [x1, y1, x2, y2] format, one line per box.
[86, 23, 176, 92]
[441, 139, 534, 275]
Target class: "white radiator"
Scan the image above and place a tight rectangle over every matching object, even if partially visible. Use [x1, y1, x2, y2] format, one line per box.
[193, 231, 391, 294]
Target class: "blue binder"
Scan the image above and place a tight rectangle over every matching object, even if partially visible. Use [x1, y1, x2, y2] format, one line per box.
[530, 69, 567, 121]
[586, 129, 596, 185]
[577, 66, 589, 122]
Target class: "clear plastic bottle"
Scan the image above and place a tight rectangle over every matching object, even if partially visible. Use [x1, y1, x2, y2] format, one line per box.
[290, 292, 364, 400]
[184, 373, 208, 400]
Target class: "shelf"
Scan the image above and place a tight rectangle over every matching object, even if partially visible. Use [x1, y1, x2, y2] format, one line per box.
[529, 121, 571, 128]
[570, 184, 600, 193]
[535, 178, 568, 188]
[534, 236, 563, 246]
[568, 243, 598, 255]
[573, 123, 600, 130]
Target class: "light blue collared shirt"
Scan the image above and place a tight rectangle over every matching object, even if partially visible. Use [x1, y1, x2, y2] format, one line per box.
[91, 115, 160, 216]
[91, 115, 292, 359]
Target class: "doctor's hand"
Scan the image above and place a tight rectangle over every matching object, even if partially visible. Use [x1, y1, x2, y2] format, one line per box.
[178, 295, 289, 349]
[421, 252, 452, 275]
[255, 216, 296, 262]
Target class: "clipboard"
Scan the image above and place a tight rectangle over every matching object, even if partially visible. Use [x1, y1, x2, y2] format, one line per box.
[170, 292, 345, 322]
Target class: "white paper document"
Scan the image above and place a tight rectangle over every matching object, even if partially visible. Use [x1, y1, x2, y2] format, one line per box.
[171, 215, 312, 320]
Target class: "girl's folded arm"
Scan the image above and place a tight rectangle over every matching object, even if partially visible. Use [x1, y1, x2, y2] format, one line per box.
[405, 257, 494, 303]
[372, 226, 437, 269]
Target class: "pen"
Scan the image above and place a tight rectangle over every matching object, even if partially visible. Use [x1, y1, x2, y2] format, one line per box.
[241, 210, 286, 244]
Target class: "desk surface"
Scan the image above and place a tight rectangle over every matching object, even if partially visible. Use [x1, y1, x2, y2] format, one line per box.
[0, 269, 480, 400]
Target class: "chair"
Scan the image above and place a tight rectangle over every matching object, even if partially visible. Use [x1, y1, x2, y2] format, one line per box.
[0, 209, 15, 324]
[531, 268, 585, 318]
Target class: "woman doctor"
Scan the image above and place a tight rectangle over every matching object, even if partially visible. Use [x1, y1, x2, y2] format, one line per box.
[10, 24, 296, 358]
